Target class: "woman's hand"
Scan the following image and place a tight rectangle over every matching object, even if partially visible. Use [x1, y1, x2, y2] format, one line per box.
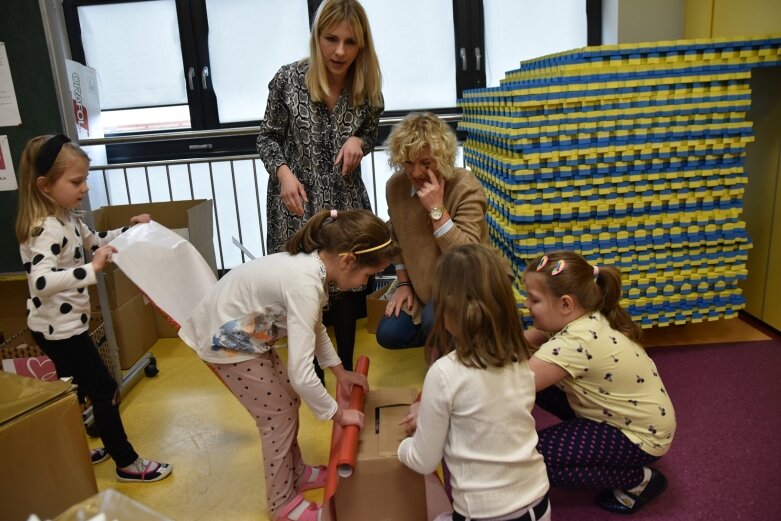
[278, 165, 308, 216]
[129, 213, 151, 225]
[415, 168, 446, 213]
[335, 136, 364, 176]
[91, 244, 117, 273]
[399, 400, 420, 436]
[333, 407, 365, 428]
[385, 284, 414, 317]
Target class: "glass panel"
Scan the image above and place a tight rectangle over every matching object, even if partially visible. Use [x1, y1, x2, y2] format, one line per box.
[206, 0, 310, 124]
[78, 1, 187, 110]
[483, 0, 588, 87]
[101, 105, 191, 134]
[362, 0, 457, 110]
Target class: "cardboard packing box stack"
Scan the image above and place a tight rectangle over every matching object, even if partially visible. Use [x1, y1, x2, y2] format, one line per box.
[0, 372, 98, 521]
[91, 199, 216, 369]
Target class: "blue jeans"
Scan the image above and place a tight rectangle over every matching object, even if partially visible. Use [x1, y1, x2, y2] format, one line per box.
[376, 300, 435, 349]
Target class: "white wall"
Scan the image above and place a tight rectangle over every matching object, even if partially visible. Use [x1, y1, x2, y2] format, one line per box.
[603, 0, 686, 44]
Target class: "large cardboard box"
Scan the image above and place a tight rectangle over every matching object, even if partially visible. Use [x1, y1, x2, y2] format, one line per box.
[0, 277, 31, 343]
[111, 293, 160, 370]
[0, 372, 97, 521]
[92, 200, 216, 368]
[334, 387, 427, 521]
[92, 199, 216, 276]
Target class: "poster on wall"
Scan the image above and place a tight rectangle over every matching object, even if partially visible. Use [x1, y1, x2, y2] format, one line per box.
[0, 135, 17, 191]
[65, 59, 104, 142]
[65, 59, 107, 207]
[0, 42, 22, 127]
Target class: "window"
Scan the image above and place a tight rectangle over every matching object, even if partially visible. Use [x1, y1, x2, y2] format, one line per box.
[62, 0, 600, 162]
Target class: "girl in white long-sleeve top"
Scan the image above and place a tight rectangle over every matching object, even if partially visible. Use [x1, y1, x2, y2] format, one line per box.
[179, 208, 397, 521]
[397, 243, 550, 521]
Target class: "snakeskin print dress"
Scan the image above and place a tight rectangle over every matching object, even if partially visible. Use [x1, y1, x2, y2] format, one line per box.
[257, 60, 383, 253]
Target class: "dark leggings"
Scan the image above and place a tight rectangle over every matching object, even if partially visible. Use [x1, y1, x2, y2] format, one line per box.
[33, 331, 138, 467]
[314, 290, 367, 380]
[536, 386, 658, 490]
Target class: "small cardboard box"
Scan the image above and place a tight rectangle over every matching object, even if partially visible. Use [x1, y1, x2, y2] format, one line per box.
[0, 372, 97, 521]
[334, 387, 427, 521]
[365, 283, 392, 334]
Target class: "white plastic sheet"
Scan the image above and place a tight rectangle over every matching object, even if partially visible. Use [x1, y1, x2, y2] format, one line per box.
[110, 221, 217, 327]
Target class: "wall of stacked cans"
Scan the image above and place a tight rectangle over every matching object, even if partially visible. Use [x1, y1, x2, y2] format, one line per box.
[458, 35, 781, 328]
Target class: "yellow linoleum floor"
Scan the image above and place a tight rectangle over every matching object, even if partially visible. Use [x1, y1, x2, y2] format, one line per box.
[90, 319, 428, 521]
[89, 315, 768, 520]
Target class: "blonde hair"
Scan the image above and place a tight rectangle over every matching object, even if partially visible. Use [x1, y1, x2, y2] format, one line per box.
[428, 243, 534, 369]
[306, 0, 382, 108]
[386, 112, 458, 180]
[285, 209, 398, 266]
[523, 251, 642, 342]
[15, 135, 89, 244]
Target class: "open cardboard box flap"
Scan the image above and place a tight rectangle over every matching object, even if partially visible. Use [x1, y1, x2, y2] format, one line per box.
[0, 371, 74, 425]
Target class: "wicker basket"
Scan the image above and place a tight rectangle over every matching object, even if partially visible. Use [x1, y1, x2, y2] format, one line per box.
[0, 319, 120, 384]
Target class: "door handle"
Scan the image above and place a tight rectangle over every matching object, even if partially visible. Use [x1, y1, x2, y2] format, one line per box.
[474, 47, 482, 71]
[201, 66, 210, 90]
[187, 67, 195, 90]
[459, 47, 467, 71]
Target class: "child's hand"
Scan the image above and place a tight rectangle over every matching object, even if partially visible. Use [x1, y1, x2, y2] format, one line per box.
[130, 213, 151, 225]
[333, 408, 364, 428]
[92, 245, 117, 272]
[399, 401, 420, 436]
[336, 369, 369, 395]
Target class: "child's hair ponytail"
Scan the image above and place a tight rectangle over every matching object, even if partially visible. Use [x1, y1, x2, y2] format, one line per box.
[284, 209, 398, 266]
[525, 251, 641, 342]
[594, 264, 641, 342]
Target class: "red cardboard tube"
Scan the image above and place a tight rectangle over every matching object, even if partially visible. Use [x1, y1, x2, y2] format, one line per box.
[323, 355, 369, 504]
[337, 355, 369, 477]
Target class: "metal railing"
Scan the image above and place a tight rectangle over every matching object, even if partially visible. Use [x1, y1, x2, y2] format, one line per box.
[83, 116, 464, 271]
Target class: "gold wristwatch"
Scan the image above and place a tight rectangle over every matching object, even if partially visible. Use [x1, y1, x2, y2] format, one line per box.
[429, 206, 446, 221]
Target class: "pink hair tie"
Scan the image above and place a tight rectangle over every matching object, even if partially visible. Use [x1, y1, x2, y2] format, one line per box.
[330, 209, 338, 219]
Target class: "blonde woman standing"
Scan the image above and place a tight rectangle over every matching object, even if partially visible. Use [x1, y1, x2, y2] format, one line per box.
[257, 0, 383, 375]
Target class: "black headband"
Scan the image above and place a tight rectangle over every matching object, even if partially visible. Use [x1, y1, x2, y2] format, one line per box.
[36, 134, 72, 176]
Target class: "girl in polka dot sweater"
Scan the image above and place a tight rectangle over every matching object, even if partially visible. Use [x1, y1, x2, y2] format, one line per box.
[15, 134, 172, 483]
[523, 251, 676, 515]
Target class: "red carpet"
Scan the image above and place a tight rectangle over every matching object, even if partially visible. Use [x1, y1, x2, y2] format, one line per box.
[534, 337, 781, 520]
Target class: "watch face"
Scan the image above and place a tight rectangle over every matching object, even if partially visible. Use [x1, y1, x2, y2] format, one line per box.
[430, 207, 443, 220]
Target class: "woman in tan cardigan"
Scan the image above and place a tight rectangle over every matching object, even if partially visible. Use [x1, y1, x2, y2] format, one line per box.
[378, 112, 491, 358]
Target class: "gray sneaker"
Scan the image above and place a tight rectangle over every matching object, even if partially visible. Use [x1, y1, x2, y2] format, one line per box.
[116, 458, 173, 483]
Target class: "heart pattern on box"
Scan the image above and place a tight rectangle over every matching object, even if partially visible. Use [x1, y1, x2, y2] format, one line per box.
[1, 356, 58, 381]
